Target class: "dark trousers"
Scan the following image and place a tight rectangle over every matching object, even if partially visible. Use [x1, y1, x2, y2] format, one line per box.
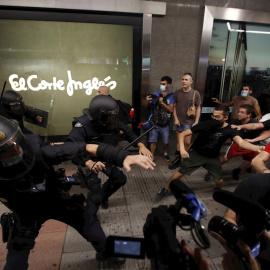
[86, 163, 127, 205]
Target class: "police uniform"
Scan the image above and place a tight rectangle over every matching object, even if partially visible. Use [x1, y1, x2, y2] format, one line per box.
[0, 134, 107, 269]
[0, 90, 41, 134]
[67, 114, 139, 206]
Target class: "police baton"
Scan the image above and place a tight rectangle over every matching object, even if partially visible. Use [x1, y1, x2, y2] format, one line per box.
[123, 124, 155, 150]
[0, 81, 6, 105]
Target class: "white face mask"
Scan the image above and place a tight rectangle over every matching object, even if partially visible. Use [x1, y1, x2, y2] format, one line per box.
[160, 85, 167, 92]
[241, 90, 248, 97]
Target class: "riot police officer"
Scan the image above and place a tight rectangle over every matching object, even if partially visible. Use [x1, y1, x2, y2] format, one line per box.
[0, 90, 42, 134]
[0, 116, 155, 269]
[67, 95, 152, 209]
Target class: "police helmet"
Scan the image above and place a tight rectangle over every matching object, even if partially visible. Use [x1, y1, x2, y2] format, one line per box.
[84, 95, 119, 130]
[1, 90, 27, 116]
[0, 116, 35, 180]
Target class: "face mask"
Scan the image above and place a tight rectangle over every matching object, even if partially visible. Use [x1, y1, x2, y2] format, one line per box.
[241, 91, 248, 97]
[160, 85, 167, 92]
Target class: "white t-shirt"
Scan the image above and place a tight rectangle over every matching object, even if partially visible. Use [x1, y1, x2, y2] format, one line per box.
[259, 113, 270, 146]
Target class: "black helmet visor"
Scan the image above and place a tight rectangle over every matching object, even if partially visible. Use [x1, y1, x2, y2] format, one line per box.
[0, 130, 35, 180]
[102, 107, 119, 130]
[9, 101, 27, 116]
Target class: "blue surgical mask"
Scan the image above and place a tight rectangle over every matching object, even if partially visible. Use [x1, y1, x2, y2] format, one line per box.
[160, 85, 167, 92]
[241, 91, 248, 97]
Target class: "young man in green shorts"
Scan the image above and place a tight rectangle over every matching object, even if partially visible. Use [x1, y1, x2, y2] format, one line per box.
[157, 105, 265, 199]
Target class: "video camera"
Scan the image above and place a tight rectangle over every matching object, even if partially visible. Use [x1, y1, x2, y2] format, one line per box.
[106, 180, 210, 270]
[148, 93, 163, 102]
[208, 189, 270, 261]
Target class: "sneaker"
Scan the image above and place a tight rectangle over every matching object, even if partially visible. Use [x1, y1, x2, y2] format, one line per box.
[204, 173, 212, 182]
[232, 168, 241, 180]
[163, 153, 170, 162]
[96, 251, 126, 265]
[157, 187, 168, 200]
[168, 156, 181, 170]
[101, 198, 109, 209]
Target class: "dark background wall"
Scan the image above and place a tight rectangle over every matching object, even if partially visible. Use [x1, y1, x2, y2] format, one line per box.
[149, 0, 270, 92]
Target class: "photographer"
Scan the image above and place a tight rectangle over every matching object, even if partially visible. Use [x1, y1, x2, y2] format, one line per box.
[146, 75, 174, 161]
[209, 173, 270, 269]
[210, 230, 270, 270]
[0, 116, 155, 270]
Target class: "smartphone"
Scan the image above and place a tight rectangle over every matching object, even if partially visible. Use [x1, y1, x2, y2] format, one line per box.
[106, 236, 145, 259]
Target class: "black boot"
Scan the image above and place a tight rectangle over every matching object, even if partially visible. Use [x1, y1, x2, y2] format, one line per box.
[168, 156, 181, 170]
[232, 168, 241, 180]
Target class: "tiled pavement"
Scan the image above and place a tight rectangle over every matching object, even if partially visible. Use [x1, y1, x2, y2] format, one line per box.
[0, 145, 253, 270]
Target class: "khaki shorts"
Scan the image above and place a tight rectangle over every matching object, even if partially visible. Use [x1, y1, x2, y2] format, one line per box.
[179, 149, 223, 179]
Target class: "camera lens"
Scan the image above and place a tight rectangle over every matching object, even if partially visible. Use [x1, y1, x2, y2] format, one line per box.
[208, 216, 239, 244]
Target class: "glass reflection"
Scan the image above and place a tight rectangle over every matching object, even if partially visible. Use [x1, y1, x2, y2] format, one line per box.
[204, 20, 270, 112]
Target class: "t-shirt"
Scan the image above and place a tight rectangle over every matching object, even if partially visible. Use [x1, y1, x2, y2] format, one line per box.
[173, 89, 201, 125]
[231, 96, 258, 119]
[190, 119, 239, 158]
[263, 119, 270, 130]
[230, 118, 260, 141]
[259, 113, 270, 146]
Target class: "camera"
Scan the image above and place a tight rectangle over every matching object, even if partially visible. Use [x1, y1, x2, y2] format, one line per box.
[208, 189, 270, 260]
[106, 180, 210, 269]
[106, 236, 146, 259]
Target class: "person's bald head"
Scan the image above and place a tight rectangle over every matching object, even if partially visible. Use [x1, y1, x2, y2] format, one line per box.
[97, 86, 110, 96]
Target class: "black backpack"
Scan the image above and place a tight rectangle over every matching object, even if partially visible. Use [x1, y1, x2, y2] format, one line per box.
[151, 93, 173, 126]
[114, 99, 136, 125]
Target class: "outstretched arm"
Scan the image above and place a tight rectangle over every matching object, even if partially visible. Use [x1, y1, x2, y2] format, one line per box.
[247, 130, 270, 143]
[86, 143, 155, 172]
[232, 122, 264, 131]
[233, 135, 265, 152]
[211, 98, 234, 107]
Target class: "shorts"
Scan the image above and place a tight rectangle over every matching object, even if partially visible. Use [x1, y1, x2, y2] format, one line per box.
[173, 124, 192, 132]
[149, 124, 170, 144]
[179, 149, 223, 179]
[225, 142, 258, 161]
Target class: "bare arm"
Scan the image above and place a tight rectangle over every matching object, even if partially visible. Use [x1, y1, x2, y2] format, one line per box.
[247, 130, 270, 143]
[179, 129, 193, 158]
[173, 104, 180, 126]
[251, 151, 270, 173]
[233, 122, 265, 131]
[137, 142, 152, 159]
[193, 104, 201, 126]
[223, 208, 237, 225]
[233, 135, 265, 152]
[254, 101, 262, 120]
[211, 98, 234, 107]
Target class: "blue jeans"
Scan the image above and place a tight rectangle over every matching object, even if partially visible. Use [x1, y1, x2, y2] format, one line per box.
[149, 124, 170, 144]
[173, 124, 192, 132]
